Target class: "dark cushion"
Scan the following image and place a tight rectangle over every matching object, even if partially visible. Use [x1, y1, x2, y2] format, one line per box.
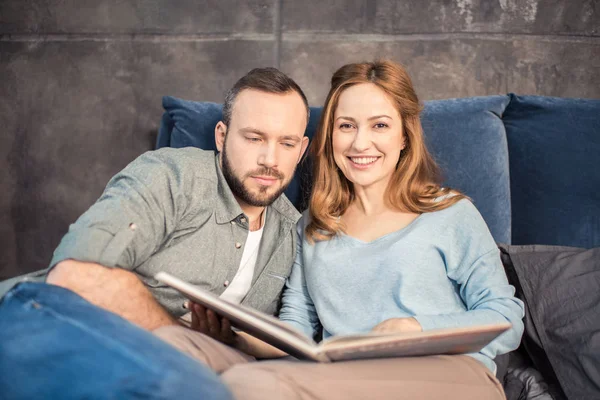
[503, 94, 600, 248]
[157, 95, 512, 243]
[503, 351, 566, 400]
[499, 244, 600, 400]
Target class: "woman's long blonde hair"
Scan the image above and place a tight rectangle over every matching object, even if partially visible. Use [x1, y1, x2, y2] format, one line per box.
[306, 60, 467, 242]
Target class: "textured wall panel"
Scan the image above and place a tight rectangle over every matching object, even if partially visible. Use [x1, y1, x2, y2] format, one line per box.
[282, 0, 599, 35]
[506, 38, 600, 98]
[0, 39, 275, 278]
[282, 39, 511, 105]
[0, 0, 275, 34]
[282, 38, 600, 105]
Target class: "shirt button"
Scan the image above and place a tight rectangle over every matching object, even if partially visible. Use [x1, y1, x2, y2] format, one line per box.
[230, 221, 235, 225]
[224, 280, 230, 287]
[129, 223, 137, 231]
[235, 242, 242, 249]
[240, 217, 247, 223]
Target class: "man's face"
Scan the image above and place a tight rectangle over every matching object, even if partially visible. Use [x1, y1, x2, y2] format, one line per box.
[215, 89, 309, 208]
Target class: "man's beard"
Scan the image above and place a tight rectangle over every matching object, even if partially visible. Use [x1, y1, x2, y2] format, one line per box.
[221, 142, 292, 207]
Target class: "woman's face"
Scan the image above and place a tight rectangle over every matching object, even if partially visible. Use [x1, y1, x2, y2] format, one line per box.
[332, 83, 405, 191]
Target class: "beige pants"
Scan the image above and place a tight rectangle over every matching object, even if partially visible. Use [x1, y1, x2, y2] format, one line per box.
[154, 326, 506, 400]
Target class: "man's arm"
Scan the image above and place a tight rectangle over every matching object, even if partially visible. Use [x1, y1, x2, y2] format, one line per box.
[49, 150, 194, 271]
[47, 260, 176, 330]
[47, 149, 201, 330]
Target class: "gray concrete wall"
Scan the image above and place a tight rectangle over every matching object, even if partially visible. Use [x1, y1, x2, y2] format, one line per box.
[1, 0, 598, 278]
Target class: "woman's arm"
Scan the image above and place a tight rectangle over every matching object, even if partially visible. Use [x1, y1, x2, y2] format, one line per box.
[413, 201, 525, 359]
[277, 216, 322, 339]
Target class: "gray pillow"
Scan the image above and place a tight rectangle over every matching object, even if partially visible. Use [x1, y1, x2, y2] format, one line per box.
[499, 244, 600, 400]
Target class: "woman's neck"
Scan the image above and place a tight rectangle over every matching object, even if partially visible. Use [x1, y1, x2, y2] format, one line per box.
[351, 184, 391, 216]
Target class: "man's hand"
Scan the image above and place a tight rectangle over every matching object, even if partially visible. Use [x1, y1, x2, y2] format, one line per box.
[189, 302, 237, 346]
[371, 317, 423, 334]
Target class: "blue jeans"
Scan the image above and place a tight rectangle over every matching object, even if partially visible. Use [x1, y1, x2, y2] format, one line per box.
[0, 282, 233, 400]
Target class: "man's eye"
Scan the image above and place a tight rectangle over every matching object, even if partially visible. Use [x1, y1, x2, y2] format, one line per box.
[247, 137, 261, 142]
[282, 142, 296, 148]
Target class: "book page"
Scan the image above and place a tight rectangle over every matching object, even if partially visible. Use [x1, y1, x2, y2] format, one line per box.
[321, 331, 400, 344]
[156, 272, 509, 364]
[225, 300, 314, 342]
[155, 272, 326, 362]
[320, 323, 511, 362]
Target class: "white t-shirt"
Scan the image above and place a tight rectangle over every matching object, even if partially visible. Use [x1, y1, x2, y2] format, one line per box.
[219, 221, 264, 304]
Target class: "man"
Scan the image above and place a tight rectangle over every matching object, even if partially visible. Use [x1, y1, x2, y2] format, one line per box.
[1, 66, 310, 364]
[0, 67, 310, 332]
[0, 67, 310, 399]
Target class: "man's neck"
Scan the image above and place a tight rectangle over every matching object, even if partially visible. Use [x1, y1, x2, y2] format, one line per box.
[240, 203, 266, 231]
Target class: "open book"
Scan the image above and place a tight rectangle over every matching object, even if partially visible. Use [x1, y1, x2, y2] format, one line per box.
[156, 272, 511, 363]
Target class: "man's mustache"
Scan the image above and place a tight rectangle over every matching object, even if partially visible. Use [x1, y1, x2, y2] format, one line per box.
[246, 167, 284, 180]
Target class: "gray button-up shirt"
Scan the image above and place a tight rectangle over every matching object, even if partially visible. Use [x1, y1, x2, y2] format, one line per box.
[0, 148, 301, 316]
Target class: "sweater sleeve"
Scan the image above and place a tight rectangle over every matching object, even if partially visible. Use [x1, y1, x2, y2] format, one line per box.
[278, 215, 322, 340]
[413, 200, 525, 360]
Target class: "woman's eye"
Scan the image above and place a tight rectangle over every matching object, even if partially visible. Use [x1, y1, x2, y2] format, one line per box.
[339, 123, 353, 129]
[374, 123, 388, 129]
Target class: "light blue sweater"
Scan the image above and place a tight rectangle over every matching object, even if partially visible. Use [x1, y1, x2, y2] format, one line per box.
[278, 199, 525, 373]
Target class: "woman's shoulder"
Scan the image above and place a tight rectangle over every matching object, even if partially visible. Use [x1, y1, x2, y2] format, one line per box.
[431, 192, 477, 215]
[423, 195, 488, 232]
[299, 209, 312, 227]
[425, 195, 495, 244]
[297, 209, 344, 247]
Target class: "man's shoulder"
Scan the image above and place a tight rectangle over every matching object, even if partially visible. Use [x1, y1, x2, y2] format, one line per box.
[269, 194, 302, 224]
[145, 147, 217, 170]
[128, 148, 218, 181]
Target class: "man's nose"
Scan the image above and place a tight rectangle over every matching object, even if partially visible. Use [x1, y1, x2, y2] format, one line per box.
[258, 143, 278, 168]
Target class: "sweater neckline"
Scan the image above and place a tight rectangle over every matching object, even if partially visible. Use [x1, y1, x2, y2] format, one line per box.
[339, 212, 425, 245]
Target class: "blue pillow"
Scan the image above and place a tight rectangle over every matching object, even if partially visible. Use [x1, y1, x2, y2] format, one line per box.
[159, 96, 222, 151]
[157, 95, 512, 243]
[421, 95, 511, 244]
[504, 94, 600, 248]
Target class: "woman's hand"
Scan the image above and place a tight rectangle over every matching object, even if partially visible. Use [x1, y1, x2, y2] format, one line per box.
[371, 317, 423, 334]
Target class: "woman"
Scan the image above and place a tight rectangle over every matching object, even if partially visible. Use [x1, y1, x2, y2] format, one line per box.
[163, 60, 525, 399]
